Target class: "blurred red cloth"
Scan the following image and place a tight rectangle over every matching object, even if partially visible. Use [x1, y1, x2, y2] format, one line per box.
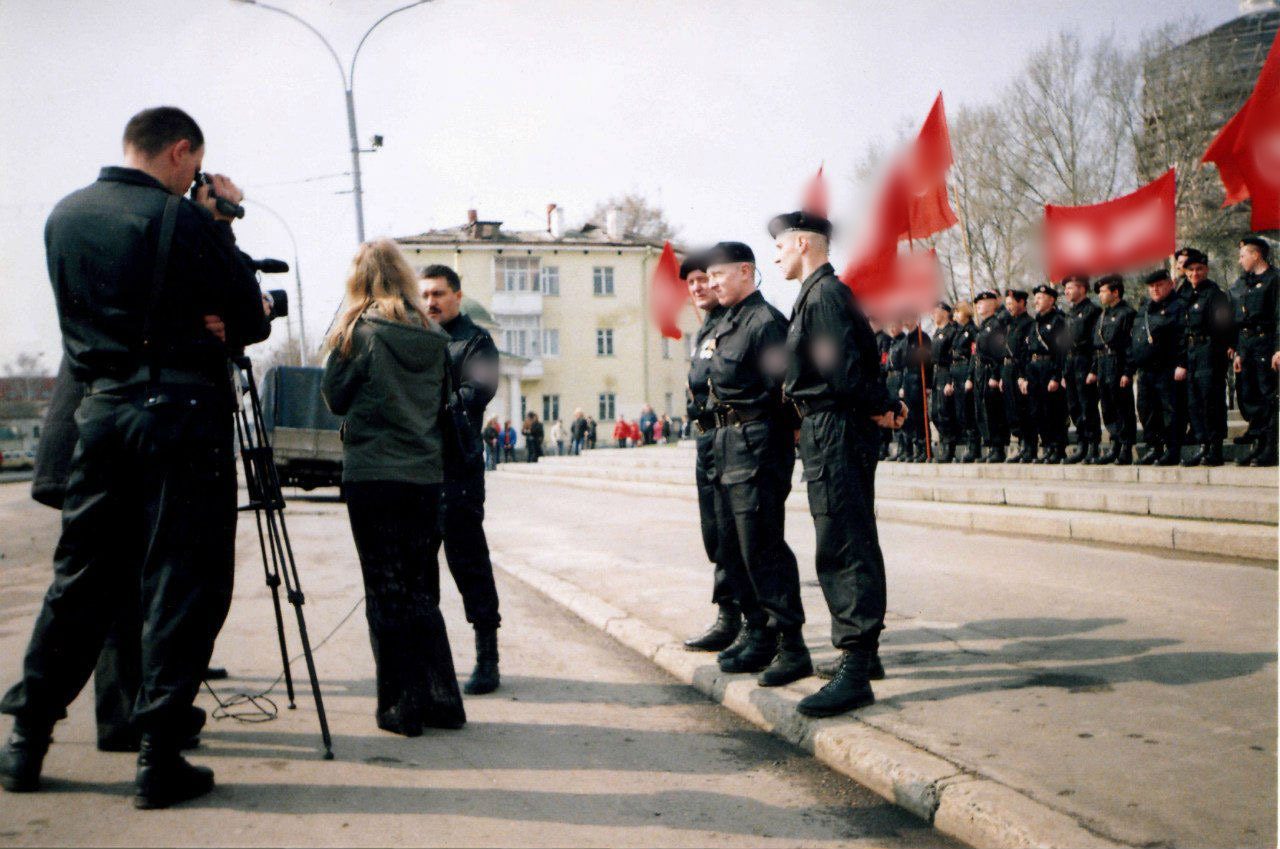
[1043, 169, 1176, 280]
[802, 163, 829, 218]
[650, 241, 686, 341]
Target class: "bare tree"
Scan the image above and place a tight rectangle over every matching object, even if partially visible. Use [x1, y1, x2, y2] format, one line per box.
[586, 193, 679, 242]
[2, 352, 52, 402]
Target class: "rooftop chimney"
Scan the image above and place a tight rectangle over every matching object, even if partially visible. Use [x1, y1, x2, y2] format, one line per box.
[605, 208, 622, 241]
[467, 209, 478, 225]
[545, 203, 557, 232]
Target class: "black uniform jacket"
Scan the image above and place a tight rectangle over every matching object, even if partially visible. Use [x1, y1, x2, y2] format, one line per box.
[1025, 308, 1069, 382]
[45, 166, 267, 386]
[1092, 301, 1136, 379]
[783, 263, 892, 417]
[1065, 298, 1101, 359]
[1179, 280, 1235, 364]
[949, 320, 978, 385]
[931, 322, 959, 382]
[440, 311, 499, 435]
[1230, 266, 1278, 350]
[1131, 294, 1185, 370]
[1002, 311, 1034, 373]
[687, 307, 724, 421]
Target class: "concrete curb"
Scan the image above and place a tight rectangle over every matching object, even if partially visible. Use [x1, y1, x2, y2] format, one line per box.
[495, 555, 1127, 849]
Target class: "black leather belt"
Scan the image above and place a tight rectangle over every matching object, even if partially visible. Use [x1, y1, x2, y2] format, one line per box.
[87, 366, 220, 396]
[712, 406, 769, 428]
[792, 398, 838, 419]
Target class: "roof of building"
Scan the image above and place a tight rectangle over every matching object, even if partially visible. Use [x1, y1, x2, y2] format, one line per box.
[396, 216, 667, 250]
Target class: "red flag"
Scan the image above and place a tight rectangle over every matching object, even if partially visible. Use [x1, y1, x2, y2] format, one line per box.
[1202, 30, 1280, 230]
[845, 249, 942, 318]
[841, 163, 910, 301]
[802, 163, 829, 218]
[900, 92, 958, 240]
[650, 241, 686, 340]
[1043, 169, 1177, 281]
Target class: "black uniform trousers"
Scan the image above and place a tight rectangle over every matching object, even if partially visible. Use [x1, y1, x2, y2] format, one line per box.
[346, 481, 465, 729]
[711, 420, 804, 633]
[929, 367, 957, 446]
[427, 470, 501, 631]
[900, 372, 927, 447]
[1136, 367, 1186, 451]
[975, 362, 1009, 447]
[695, 432, 735, 609]
[950, 358, 977, 444]
[1185, 342, 1229, 445]
[1236, 332, 1278, 442]
[1095, 354, 1136, 444]
[798, 410, 885, 652]
[1065, 353, 1100, 444]
[1001, 361, 1030, 443]
[885, 371, 903, 453]
[0, 386, 236, 740]
[1025, 358, 1068, 450]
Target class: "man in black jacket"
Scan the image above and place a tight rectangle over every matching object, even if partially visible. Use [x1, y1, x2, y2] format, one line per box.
[1230, 237, 1278, 467]
[1176, 249, 1235, 467]
[773, 212, 904, 717]
[422, 265, 504, 694]
[972, 291, 1010, 462]
[928, 303, 960, 462]
[1088, 275, 1138, 464]
[1132, 269, 1187, 466]
[1020, 285, 1070, 464]
[1061, 275, 1102, 464]
[1001, 290, 1035, 462]
[0, 107, 268, 808]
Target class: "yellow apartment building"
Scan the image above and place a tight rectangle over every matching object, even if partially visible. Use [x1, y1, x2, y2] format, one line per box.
[396, 207, 699, 441]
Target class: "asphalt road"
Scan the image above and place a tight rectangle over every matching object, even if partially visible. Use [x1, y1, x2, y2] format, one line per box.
[0, 482, 954, 848]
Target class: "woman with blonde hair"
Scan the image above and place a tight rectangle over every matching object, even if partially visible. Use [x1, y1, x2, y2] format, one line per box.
[322, 239, 465, 736]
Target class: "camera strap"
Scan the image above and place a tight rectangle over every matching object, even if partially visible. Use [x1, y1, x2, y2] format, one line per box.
[142, 195, 181, 385]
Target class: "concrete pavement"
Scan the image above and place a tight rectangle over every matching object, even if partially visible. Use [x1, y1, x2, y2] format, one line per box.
[483, 457, 1278, 848]
[0, 482, 953, 848]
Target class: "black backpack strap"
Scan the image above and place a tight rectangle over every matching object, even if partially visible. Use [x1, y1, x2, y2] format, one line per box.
[142, 195, 181, 382]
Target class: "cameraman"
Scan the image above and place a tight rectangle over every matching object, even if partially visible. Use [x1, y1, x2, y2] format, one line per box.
[0, 107, 269, 809]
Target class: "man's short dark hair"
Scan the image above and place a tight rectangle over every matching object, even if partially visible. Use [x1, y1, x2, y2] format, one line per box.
[1005, 289, 1028, 302]
[1062, 273, 1090, 288]
[122, 107, 204, 156]
[1095, 274, 1124, 298]
[421, 264, 461, 291]
[1240, 236, 1272, 262]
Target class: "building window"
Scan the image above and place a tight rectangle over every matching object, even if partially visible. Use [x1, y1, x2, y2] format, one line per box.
[499, 315, 542, 358]
[596, 328, 614, 356]
[495, 256, 540, 292]
[540, 266, 560, 296]
[520, 395, 527, 419]
[593, 266, 615, 296]
[542, 394, 561, 422]
[542, 329, 560, 357]
[598, 392, 616, 421]
[664, 392, 673, 415]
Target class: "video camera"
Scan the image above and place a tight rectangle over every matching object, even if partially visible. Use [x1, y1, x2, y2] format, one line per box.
[247, 256, 290, 322]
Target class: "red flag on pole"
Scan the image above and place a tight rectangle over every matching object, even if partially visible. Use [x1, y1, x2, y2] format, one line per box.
[900, 92, 958, 240]
[1043, 169, 1177, 281]
[650, 241, 686, 340]
[841, 162, 910, 301]
[1202, 30, 1280, 230]
[801, 163, 829, 218]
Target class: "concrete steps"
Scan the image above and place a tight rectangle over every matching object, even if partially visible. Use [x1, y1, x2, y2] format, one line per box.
[497, 445, 1279, 563]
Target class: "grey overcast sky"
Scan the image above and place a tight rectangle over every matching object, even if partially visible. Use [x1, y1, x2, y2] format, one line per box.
[0, 0, 1241, 367]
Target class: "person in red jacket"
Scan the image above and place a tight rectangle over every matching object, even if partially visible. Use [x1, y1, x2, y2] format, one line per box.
[613, 417, 630, 448]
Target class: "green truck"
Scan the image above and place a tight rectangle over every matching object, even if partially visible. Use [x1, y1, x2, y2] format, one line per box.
[259, 366, 343, 491]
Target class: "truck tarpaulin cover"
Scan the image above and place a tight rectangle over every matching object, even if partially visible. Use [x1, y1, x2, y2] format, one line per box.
[260, 367, 343, 432]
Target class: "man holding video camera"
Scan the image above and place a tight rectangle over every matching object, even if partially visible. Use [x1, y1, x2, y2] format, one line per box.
[0, 106, 269, 809]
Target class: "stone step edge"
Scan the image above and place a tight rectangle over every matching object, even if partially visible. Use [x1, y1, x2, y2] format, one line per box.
[493, 469, 1278, 563]
[493, 553, 1126, 849]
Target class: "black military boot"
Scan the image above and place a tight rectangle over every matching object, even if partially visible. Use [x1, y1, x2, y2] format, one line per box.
[1181, 444, 1207, 467]
[684, 606, 742, 652]
[1156, 445, 1182, 466]
[0, 721, 52, 793]
[1252, 436, 1278, 467]
[796, 649, 876, 718]
[465, 628, 500, 695]
[1114, 442, 1134, 465]
[1237, 441, 1265, 466]
[98, 705, 208, 753]
[134, 735, 214, 809]
[757, 630, 813, 687]
[1064, 442, 1088, 464]
[1096, 441, 1119, 464]
[817, 651, 884, 681]
[910, 442, 928, 462]
[1042, 445, 1064, 464]
[1203, 442, 1225, 467]
[716, 622, 756, 665]
[961, 440, 981, 463]
[1136, 444, 1162, 465]
[719, 626, 777, 674]
[1081, 442, 1100, 464]
[1013, 441, 1037, 463]
[984, 445, 1006, 463]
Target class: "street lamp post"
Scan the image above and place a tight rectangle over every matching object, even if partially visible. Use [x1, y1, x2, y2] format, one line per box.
[244, 198, 309, 364]
[231, 0, 431, 243]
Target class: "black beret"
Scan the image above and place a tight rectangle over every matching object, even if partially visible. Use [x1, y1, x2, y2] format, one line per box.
[974, 290, 999, 303]
[935, 301, 953, 313]
[1143, 268, 1172, 286]
[1094, 274, 1124, 295]
[705, 241, 755, 266]
[1033, 284, 1059, 298]
[679, 250, 708, 279]
[1181, 248, 1208, 266]
[768, 211, 833, 239]
[1240, 236, 1271, 260]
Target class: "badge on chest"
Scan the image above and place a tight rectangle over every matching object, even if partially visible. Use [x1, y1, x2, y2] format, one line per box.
[699, 337, 718, 360]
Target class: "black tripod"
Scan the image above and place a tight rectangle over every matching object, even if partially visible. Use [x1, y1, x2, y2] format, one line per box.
[229, 355, 334, 760]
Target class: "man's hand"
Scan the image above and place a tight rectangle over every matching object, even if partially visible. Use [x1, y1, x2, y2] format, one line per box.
[988, 378, 999, 389]
[965, 379, 974, 392]
[1047, 379, 1060, 392]
[944, 382, 954, 397]
[203, 314, 226, 342]
[1174, 366, 1187, 382]
[1234, 355, 1243, 374]
[1086, 372, 1097, 385]
[1120, 375, 1130, 388]
[1018, 377, 1029, 395]
[1271, 351, 1280, 371]
[196, 173, 245, 223]
[794, 428, 801, 446]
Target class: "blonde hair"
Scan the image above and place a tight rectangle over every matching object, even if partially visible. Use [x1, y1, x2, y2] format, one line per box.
[954, 302, 974, 321]
[325, 239, 431, 357]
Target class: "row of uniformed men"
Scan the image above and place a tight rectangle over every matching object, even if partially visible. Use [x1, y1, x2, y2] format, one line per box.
[676, 211, 908, 719]
[873, 238, 1279, 468]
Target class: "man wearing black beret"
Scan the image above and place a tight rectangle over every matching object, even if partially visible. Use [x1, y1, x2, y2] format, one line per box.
[1000, 289, 1036, 463]
[1060, 275, 1103, 464]
[1229, 237, 1278, 466]
[1176, 249, 1233, 467]
[971, 291, 1010, 462]
[701, 241, 810, 687]
[1020, 284, 1070, 463]
[773, 212, 905, 717]
[1132, 269, 1187, 465]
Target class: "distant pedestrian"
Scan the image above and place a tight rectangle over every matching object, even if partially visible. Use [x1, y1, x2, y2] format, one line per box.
[587, 416, 598, 449]
[613, 416, 630, 448]
[502, 421, 517, 463]
[550, 419, 565, 455]
[482, 418, 500, 470]
[569, 409, 587, 455]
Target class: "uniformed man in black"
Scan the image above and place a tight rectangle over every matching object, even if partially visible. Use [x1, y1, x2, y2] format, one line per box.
[1061, 275, 1102, 464]
[1132, 269, 1187, 466]
[0, 108, 268, 807]
[948, 302, 981, 462]
[1019, 285, 1070, 463]
[896, 313, 932, 462]
[872, 317, 894, 460]
[421, 265, 503, 693]
[1230, 237, 1279, 466]
[773, 211, 904, 717]
[1175, 249, 1234, 467]
[884, 319, 907, 459]
[928, 302, 960, 462]
[1001, 290, 1036, 462]
[679, 251, 742, 653]
[1087, 275, 1138, 464]
[971, 291, 1010, 462]
[701, 241, 809, 687]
